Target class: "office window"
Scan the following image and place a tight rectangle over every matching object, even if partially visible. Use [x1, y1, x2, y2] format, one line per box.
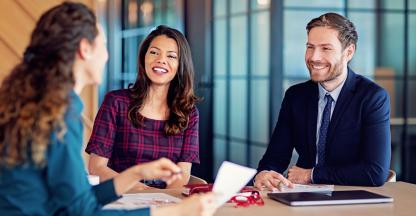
[212, 0, 271, 174]
[349, 0, 376, 9]
[102, 0, 184, 101]
[280, 0, 416, 182]
[284, 0, 345, 8]
[213, 0, 416, 182]
[382, 0, 405, 9]
[348, 12, 377, 77]
[283, 10, 334, 91]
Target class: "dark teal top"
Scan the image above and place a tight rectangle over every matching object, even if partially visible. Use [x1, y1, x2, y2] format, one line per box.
[0, 91, 150, 216]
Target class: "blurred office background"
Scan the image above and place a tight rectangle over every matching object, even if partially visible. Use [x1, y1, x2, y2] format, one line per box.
[0, 0, 415, 183]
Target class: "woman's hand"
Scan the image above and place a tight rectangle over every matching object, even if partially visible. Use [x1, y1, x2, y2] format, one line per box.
[152, 193, 218, 216]
[135, 158, 182, 184]
[127, 182, 152, 193]
[114, 158, 181, 195]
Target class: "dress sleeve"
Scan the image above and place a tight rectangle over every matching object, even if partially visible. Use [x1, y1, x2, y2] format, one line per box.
[46, 101, 150, 216]
[178, 106, 200, 163]
[85, 92, 119, 159]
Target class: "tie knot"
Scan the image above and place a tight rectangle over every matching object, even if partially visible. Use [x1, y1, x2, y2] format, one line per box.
[325, 94, 333, 103]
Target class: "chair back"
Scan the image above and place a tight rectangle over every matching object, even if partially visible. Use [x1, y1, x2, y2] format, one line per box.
[387, 170, 396, 182]
[188, 175, 208, 184]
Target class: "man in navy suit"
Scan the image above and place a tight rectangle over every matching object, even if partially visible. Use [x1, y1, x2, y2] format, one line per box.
[254, 13, 391, 189]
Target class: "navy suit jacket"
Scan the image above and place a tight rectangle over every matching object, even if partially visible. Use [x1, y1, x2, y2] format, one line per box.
[258, 69, 391, 186]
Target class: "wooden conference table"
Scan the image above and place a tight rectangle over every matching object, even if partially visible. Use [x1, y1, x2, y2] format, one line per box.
[141, 181, 416, 216]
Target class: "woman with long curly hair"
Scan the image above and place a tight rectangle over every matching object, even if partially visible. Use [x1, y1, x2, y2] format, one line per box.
[86, 26, 200, 190]
[0, 2, 216, 215]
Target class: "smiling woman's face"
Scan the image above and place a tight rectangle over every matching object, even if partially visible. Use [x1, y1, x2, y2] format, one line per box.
[144, 35, 179, 87]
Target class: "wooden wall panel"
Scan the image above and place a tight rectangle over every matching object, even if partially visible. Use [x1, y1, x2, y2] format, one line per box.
[0, 0, 34, 63]
[0, 40, 20, 81]
[15, 0, 66, 20]
[0, 0, 94, 81]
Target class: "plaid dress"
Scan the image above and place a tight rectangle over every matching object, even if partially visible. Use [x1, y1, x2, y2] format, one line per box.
[85, 89, 200, 173]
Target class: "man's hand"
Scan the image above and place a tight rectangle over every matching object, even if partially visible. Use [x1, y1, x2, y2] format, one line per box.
[287, 166, 312, 184]
[253, 170, 293, 191]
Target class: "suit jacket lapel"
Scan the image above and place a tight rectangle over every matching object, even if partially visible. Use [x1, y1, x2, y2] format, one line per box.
[306, 81, 319, 163]
[326, 68, 357, 151]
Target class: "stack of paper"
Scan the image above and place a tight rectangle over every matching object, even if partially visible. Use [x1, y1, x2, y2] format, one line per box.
[104, 193, 181, 210]
[104, 161, 257, 209]
[271, 184, 334, 193]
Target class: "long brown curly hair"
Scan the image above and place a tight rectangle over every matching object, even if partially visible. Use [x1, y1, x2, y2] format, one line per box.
[128, 25, 199, 135]
[0, 2, 97, 168]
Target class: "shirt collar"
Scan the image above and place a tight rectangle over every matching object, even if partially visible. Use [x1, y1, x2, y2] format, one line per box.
[318, 78, 346, 103]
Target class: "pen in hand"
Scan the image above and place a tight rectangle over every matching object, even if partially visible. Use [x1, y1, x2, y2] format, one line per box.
[161, 169, 183, 184]
[172, 170, 183, 176]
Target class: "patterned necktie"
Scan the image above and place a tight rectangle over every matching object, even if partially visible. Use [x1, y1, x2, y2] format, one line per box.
[317, 94, 333, 167]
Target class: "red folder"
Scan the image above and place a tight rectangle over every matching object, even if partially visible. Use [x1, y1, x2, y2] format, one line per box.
[182, 183, 256, 196]
[182, 183, 213, 196]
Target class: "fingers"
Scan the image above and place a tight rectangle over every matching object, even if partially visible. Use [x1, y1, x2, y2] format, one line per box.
[161, 173, 182, 185]
[264, 179, 278, 191]
[137, 182, 151, 189]
[268, 170, 293, 188]
[198, 193, 216, 205]
[270, 177, 286, 189]
[134, 183, 151, 191]
[253, 173, 263, 189]
[153, 158, 182, 180]
[138, 158, 182, 180]
[194, 193, 218, 216]
[154, 170, 175, 178]
[156, 158, 183, 184]
[254, 170, 293, 191]
[254, 171, 276, 190]
[277, 175, 294, 188]
[254, 179, 264, 190]
[201, 193, 218, 212]
[157, 158, 181, 173]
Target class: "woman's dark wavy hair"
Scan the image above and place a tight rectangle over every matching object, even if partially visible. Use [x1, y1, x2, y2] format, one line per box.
[0, 2, 97, 168]
[128, 25, 199, 135]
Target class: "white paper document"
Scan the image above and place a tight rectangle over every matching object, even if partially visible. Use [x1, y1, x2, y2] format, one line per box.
[271, 184, 334, 193]
[212, 161, 257, 205]
[103, 193, 181, 210]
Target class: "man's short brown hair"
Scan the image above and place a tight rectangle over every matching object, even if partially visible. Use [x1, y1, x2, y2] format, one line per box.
[306, 12, 358, 49]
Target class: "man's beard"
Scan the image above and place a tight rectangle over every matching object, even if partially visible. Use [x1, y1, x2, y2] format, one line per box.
[308, 57, 344, 83]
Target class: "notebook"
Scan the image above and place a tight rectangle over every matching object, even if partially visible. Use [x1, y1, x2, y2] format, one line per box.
[268, 190, 393, 206]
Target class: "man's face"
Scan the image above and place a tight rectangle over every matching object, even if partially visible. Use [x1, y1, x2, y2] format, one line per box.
[305, 26, 354, 83]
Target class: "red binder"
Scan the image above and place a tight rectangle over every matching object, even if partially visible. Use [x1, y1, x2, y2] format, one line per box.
[182, 183, 213, 196]
[182, 184, 264, 207]
[182, 183, 256, 196]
